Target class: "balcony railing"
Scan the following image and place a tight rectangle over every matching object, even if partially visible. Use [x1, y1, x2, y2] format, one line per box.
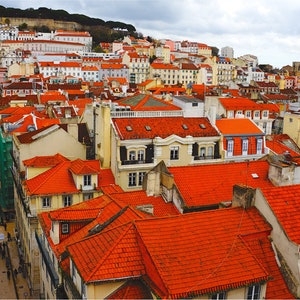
[121, 158, 154, 165]
[194, 155, 214, 161]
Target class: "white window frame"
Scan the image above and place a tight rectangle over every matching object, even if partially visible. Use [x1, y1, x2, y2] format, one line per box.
[170, 146, 179, 160]
[62, 223, 69, 234]
[211, 291, 226, 300]
[138, 172, 146, 186]
[42, 197, 51, 208]
[137, 149, 144, 161]
[247, 284, 260, 300]
[256, 138, 263, 155]
[83, 174, 91, 187]
[227, 140, 234, 157]
[63, 195, 72, 207]
[128, 172, 137, 187]
[242, 139, 248, 156]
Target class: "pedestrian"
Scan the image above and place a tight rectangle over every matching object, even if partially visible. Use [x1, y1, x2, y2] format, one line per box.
[6, 270, 10, 280]
[6, 256, 10, 269]
[3, 222, 7, 231]
[7, 232, 11, 241]
[2, 248, 5, 259]
[14, 268, 18, 277]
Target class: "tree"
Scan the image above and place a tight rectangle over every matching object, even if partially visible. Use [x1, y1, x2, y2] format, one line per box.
[4, 18, 10, 26]
[19, 23, 28, 31]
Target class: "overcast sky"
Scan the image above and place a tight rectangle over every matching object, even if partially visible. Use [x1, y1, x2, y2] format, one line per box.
[2, 0, 300, 68]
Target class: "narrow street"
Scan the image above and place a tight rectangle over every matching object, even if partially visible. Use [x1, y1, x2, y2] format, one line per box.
[0, 220, 32, 299]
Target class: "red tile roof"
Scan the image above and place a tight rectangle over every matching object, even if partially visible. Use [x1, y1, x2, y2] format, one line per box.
[107, 280, 153, 299]
[241, 232, 294, 299]
[117, 93, 181, 111]
[67, 207, 271, 298]
[219, 97, 260, 110]
[216, 118, 264, 135]
[112, 117, 219, 140]
[25, 159, 104, 195]
[168, 161, 273, 208]
[69, 159, 100, 175]
[23, 153, 69, 168]
[110, 190, 180, 217]
[266, 134, 300, 157]
[261, 184, 300, 244]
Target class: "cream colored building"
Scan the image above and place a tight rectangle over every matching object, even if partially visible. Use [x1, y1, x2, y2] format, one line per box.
[283, 113, 300, 146]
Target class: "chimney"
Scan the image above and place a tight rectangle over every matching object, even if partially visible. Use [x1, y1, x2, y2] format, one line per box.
[232, 184, 256, 209]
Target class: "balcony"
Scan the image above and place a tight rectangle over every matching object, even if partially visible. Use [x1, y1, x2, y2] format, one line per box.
[194, 155, 214, 161]
[121, 159, 147, 165]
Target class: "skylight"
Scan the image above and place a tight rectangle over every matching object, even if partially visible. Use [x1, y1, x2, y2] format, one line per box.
[126, 125, 133, 131]
[199, 124, 206, 129]
[251, 173, 259, 178]
[145, 125, 151, 131]
[182, 124, 188, 130]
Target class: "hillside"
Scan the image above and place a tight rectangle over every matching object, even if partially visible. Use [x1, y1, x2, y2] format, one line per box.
[0, 6, 139, 46]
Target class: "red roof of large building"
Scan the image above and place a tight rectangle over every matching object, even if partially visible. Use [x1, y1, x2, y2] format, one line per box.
[168, 161, 273, 208]
[67, 207, 274, 298]
[261, 184, 300, 244]
[112, 117, 219, 140]
[216, 118, 264, 135]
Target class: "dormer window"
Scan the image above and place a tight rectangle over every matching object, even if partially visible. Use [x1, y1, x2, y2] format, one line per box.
[83, 175, 91, 187]
[61, 223, 69, 234]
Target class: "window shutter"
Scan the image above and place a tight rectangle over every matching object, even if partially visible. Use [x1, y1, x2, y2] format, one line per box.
[214, 142, 221, 159]
[192, 142, 198, 156]
[145, 144, 154, 163]
[120, 146, 127, 161]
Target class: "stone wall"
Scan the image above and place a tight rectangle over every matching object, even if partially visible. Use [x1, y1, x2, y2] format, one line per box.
[1, 17, 82, 31]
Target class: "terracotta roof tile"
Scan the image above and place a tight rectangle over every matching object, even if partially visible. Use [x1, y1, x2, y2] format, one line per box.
[110, 190, 180, 217]
[216, 118, 264, 135]
[169, 161, 273, 208]
[241, 232, 294, 299]
[69, 159, 100, 175]
[112, 117, 219, 140]
[23, 153, 69, 167]
[261, 184, 300, 244]
[118, 93, 181, 111]
[67, 207, 271, 298]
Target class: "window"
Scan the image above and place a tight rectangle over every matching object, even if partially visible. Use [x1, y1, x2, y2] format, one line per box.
[200, 147, 206, 158]
[61, 223, 69, 234]
[170, 146, 179, 160]
[247, 284, 260, 300]
[211, 292, 226, 300]
[83, 193, 93, 200]
[208, 146, 213, 158]
[83, 175, 91, 186]
[42, 197, 51, 208]
[138, 172, 146, 186]
[256, 138, 263, 154]
[128, 172, 137, 187]
[137, 150, 144, 161]
[254, 111, 260, 118]
[192, 102, 198, 107]
[227, 140, 234, 157]
[242, 139, 248, 155]
[129, 150, 136, 160]
[227, 111, 234, 118]
[262, 110, 268, 118]
[63, 195, 72, 207]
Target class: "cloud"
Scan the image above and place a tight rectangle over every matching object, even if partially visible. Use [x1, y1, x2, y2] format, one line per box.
[1, 0, 300, 67]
